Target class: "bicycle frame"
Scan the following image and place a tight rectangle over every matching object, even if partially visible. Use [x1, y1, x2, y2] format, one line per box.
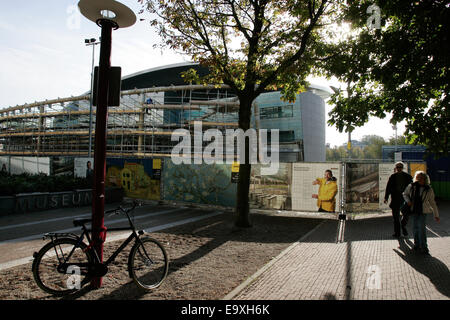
[46, 203, 148, 272]
[81, 205, 146, 266]
[33, 201, 167, 294]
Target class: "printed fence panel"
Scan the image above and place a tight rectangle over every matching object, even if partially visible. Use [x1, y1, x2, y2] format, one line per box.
[346, 163, 379, 212]
[409, 162, 427, 179]
[379, 163, 396, 210]
[106, 158, 161, 201]
[162, 161, 236, 207]
[5, 156, 51, 175]
[74, 158, 94, 178]
[291, 163, 341, 212]
[51, 157, 74, 176]
[250, 163, 292, 210]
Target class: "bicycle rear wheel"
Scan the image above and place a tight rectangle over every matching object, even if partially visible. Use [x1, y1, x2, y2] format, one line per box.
[32, 237, 93, 296]
[129, 237, 169, 290]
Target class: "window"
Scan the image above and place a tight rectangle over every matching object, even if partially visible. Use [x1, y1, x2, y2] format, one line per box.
[279, 130, 295, 142]
[265, 130, 295, 143]
[260, 105, 293, 119]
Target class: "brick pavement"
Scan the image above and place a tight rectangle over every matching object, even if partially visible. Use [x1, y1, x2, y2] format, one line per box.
[225, 201, 450, 300]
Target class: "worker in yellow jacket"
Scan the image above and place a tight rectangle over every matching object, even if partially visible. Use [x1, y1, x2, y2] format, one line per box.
[312, 170, 338, 212]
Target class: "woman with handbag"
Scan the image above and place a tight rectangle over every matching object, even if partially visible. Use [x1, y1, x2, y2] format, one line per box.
[403, 171, 440, 255]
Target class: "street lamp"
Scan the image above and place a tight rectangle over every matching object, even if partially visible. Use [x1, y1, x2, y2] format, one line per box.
[85, 38, 100, 158]
[78, 0, 136, 288]
[392, 123, 398, 152]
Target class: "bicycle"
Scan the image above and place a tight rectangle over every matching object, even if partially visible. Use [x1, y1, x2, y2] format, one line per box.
[32, 200, 169, 296]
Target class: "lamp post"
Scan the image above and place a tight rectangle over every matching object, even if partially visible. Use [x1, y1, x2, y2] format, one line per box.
[78, 0, 136, 288]
[393, 123, 398, 152]
[85, 38, 100, 158]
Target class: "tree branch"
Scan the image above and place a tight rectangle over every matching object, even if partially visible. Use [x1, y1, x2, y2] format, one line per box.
[256, 0, 328, 96]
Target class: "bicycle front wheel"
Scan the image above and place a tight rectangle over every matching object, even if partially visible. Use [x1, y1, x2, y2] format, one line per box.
[129, 237, 169, 290]
[32, 237, 93, 296]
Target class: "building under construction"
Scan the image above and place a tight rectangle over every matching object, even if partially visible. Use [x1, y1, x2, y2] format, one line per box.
[0, 62, 331, 162]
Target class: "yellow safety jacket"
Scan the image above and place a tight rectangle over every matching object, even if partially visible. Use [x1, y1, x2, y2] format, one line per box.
[316, 178, 338, 212]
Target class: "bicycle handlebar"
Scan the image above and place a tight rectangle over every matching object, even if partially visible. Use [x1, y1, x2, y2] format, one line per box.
[106, 199, 143, 217]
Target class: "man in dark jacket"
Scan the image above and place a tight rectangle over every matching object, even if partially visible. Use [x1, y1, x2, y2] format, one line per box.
[384, 162, 413, 238]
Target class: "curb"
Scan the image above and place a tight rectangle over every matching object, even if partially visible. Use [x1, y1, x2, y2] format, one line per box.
[222, 220, 327, 300]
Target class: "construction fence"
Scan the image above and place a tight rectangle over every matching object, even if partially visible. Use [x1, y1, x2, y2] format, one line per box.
[0, 156, 429, 214]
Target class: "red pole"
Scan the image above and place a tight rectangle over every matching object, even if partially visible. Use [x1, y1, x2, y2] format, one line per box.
[90, 19, 114, 289]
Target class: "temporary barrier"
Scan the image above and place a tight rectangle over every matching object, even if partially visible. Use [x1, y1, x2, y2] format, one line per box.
[0, 156, 50, 175]
[1, 156, 434, 213]
[162, 161, 236, 207]
[250, 160, 427, 214]
[426, 155, 450, 200]
[250, 163, 291, 210]
[291, 162, 341, 212]
[105, 157, 162, 201]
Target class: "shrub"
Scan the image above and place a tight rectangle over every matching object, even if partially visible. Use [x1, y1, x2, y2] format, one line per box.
[0, 173, 92, 196]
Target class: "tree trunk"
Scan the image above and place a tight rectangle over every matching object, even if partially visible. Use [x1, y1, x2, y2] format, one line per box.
[235, 162, 252, 227]
[234, 95, 253, 228]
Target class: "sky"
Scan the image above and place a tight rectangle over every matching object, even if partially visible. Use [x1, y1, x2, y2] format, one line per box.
[0, 0, 405, 148]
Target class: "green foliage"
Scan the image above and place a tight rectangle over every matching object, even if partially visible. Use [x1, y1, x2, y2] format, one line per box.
[0, 173, 92, 196]
[319, 0, 450, 154]
[140, 0, 347, 105]
[326, 134, 416, 161]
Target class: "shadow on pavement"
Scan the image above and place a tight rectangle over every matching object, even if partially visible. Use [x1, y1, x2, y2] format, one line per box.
[394, 238, 450, 298]
[60, 212, 323, 300]
[58, 200, 450, 300]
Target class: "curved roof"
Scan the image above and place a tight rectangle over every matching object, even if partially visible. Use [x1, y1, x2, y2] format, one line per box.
[121, 62, 198, 82]
[120, 61, 333, 99]
[307, 83, 333, 100]
[120, 62, 210, 91]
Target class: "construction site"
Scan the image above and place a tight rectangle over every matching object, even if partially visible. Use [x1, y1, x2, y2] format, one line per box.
[0, 62, 333, 164]
[0, 84, 240, 159]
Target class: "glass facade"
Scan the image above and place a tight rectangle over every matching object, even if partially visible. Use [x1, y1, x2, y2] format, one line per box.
[0, 63, 327, 162]
[260, 105, 294, 119]
[253, 91, 326, 162]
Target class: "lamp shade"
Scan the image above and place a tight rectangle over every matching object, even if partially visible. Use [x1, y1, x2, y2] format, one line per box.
[78, 0, 136, 28]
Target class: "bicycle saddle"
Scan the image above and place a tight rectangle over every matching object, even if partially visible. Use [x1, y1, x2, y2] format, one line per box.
[73, 218, 92, 227]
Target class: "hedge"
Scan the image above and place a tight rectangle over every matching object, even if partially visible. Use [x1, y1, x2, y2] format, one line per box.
[0, 173, 92, 196]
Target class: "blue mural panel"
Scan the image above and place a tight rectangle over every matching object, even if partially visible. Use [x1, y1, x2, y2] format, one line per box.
[162, 161, 236, 207]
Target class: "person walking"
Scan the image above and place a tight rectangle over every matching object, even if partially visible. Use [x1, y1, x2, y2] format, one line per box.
[403, 171, 440, 255]
[384, 162, 412, 238]
[312, 169, 338, 213]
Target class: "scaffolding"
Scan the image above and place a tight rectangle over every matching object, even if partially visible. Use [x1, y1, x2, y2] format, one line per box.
[0, 84, 240, 158]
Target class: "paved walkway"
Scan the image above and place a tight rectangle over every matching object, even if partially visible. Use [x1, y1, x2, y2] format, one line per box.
[225, 200, 450, 300]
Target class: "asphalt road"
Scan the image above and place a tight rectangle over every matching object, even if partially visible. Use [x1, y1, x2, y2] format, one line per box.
[0, 202, 225, 269]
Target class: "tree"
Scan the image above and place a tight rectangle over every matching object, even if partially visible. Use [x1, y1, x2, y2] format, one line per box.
[319, 0, 450, 155]
[140, 0, 346, 227]
[325, 134, 415, 161]
[361, 135, 385, 159]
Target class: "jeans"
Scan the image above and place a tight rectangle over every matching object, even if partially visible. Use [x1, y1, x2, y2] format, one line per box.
[412, 214, 427, 250]
[392, 207, 408, 236]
